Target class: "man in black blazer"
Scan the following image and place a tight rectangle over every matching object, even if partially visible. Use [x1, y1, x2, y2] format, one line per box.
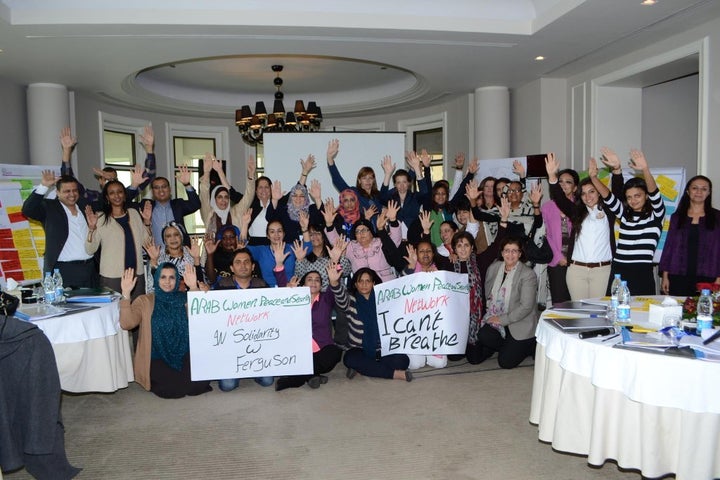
[21, 171, 98, 288]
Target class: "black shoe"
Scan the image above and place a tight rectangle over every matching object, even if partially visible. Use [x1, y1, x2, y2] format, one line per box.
[307, 376, 322, 389]
[275, 377, 291, 391]
[405, 370, 413, 382]
[346, 367, 357, 379]
[319, 375, 329, 385]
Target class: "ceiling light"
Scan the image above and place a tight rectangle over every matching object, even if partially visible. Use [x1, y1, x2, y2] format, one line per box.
[235, 65, 322, 146]
[641, 0, 656, 5]
[535, 56, 545, 61]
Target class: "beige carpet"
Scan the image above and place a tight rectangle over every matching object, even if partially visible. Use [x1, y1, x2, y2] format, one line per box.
[5, 358, 644, 480]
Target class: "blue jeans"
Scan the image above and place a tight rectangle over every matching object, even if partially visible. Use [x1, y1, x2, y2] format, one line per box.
[218, 376, 274, 391]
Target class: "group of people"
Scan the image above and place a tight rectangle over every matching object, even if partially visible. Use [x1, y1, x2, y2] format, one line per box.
[21, 126, 720, 399]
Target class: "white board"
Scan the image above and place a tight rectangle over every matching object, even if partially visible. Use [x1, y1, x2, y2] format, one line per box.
[262, 132, 405, 199]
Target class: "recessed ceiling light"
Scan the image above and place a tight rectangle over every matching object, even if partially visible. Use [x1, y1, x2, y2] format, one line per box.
[535, 56, 545, 61]
[641, 0, 656, 5]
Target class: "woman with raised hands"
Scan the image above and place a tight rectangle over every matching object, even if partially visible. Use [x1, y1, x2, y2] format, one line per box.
[328, 264, 412, 382]
[590, 148, 665, 294]
[85, 180, 153, 299]
[379, 151, 431, 241]
[119, 263, 211, 398]
[203, 225, 240, 287]
[326, 138, 383, 216]
[144, 222, 204, 290]
[547, 153, 616, 300]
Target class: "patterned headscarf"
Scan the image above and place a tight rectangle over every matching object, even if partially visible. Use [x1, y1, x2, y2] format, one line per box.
[287, 183, 310, 222]
[337, 188, 361, 225]
[150, 262, 189, 371]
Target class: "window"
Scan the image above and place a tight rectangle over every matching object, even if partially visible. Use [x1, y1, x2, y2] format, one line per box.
[99, 112, 147, 188]
[413, 128, 444, 183]
[173, 137, 216, 234]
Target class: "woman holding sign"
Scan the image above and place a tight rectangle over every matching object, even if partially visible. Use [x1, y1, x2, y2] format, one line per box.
[119, 263, 212, 398]
[328, 266, 412, 381]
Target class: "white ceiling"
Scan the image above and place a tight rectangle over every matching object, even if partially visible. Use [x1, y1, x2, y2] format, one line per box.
[0, 0, 717, 119]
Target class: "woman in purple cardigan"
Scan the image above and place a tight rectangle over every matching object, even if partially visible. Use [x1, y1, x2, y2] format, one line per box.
[659, 175, 720, 296]
[541, 168, 579, 305]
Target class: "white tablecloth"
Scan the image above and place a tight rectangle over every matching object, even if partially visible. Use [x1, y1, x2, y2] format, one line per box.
[30, 302, 134, 393]
[530, 313, 720, 480]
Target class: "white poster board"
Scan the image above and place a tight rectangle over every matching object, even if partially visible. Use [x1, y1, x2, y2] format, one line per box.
[187, 288, 314, 381]
[374, 271, 470, 356]
[263, 132, 405, 198]
[477, 156, 527, 182]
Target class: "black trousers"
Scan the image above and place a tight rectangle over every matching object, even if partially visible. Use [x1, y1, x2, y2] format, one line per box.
[609, 262, 656, 296]
[467, 325, 536, 369]
[150, 353, 212, 399]
[55, 259, 98, 289]
[343, 349, 409, 379]
[547, 264, 571, 305]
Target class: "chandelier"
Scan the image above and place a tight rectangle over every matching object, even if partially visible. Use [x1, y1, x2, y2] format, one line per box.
[235, 64, 323, 146]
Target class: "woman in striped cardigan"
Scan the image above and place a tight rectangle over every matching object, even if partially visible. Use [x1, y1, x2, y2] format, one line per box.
[328, 265, 412, 381]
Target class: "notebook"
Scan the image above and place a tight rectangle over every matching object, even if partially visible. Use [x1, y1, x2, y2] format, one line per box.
[545, 317, 614, 332]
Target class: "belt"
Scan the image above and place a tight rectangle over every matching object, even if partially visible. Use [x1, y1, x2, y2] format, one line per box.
[56, 258, 94, 265]
[571, 260, 611, 268]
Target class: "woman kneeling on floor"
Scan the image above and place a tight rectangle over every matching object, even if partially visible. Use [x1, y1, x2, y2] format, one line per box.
[119, 263, 212, 398]
[329, 266, 412, 382]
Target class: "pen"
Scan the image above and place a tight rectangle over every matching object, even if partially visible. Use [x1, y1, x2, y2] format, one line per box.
[602, 333, 620, 342]
[702, 329, 720, 345]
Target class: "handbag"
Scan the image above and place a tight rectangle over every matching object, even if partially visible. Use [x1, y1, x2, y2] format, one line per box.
[524, 225, 553, 265]
[0, 291, 20, 316]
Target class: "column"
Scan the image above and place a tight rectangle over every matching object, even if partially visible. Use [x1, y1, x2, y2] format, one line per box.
[27, 83, 70, 166]
[474, 86, 509, 159]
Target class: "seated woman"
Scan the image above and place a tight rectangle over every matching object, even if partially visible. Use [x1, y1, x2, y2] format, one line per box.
[329, 265, 412, 381]
[272, 261, 343, 391]
[203, 225, 240, 287]
[145, 222, 204, 289]
[477, 237, 539, 368]
[119, 263, 211, 398]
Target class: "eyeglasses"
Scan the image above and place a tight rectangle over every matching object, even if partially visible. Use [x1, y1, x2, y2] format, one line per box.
[502, 248, 520, 254]
[507, 188, 522, 193]
[355, 227, 371, 234]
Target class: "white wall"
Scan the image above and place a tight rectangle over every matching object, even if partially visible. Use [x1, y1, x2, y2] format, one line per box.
[642, 75, 698, 174]
[0, 78, 29, 165]
[595, 86, 642, 165]
[511, 77, 567, 159]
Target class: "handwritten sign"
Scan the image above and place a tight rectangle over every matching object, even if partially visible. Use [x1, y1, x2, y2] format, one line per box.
[374, 271, 470, 355]
[187, 288, 313, 381]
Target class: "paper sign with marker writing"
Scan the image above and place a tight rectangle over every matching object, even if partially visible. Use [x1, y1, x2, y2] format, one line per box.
[374, 271, 470, 355]
[187, 288, 313, 381]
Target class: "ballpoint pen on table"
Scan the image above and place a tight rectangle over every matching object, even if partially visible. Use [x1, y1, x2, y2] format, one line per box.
[602, 333, 621, 342]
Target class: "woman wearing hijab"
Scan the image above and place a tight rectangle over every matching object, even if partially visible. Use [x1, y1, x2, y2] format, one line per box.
[267, 179, 322, 243]
[477, 236, 539, 368]
[119, 263, 211, 398]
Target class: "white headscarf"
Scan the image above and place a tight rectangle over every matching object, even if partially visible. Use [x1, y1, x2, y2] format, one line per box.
[210, 185, 230, 224]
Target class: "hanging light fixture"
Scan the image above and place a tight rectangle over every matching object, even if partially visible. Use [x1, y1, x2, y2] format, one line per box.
[235, 65, 323, 146]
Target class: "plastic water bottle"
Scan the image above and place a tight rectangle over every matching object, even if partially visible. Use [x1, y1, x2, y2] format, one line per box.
[697, 288, 713, 334]
[43, 272, 56, 305]
[616, 280, 631, 323]
[608, 274, 622, 322]
[53, 268, 65, 303]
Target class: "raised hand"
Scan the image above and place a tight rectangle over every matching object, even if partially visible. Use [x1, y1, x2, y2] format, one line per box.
[120, 268, 137, 298]
[204, 232, 219, 255]
[363, 204, 378, 221]
[184, 263, 198, 291]
[287, 275, 300, 288]
[326, 139, 340, 164]
[41, 169, 56, 187]
[139, 125, 154, 153]
[141, 201, 153, 224]
[271, 242, 289, 268]
[202, 153, 213, 175]
[85, 205, 98, 230]
[419, 210, 433, 233]
[271, 180, 283, 200]
[454, 152, 465, 170]
[129, 164, 145, 188]
[599, 147, 621, 172]
[326, 262, 341, 286]
[322, 198, 337, 226]
[241, 208, 252, 227]
[465, 179, 480, 202]
[309, 179, 322, 204]
[404, 244, 417, 269]
[298, 211, 310, 231]
[629, 149, 649, 171]
[545, 152, 559, 181]
[291, 239, 308, 262]
[143, 238, 161, 263]
[189, 237, 201, 261]
[588, 157, 599, 178]
[59, 127, 77, 154]
[329, 236, 348, 263]
[385, 199, 399, 222]
[300, 154, 316, 176]
[468, 157, 479, 175]
[530, 180, 543, 205]
[499, 197, 511, 221]
[247, 155, 256, 180]
[212, 157, 223, 173]
[176, 165, 191, 186]
[381, 155, 396, 176]
[512, 159, 526, 179]
[405, 151, 420, 172]
[376, 208, 388, 231]
[419, 148, 431, 168]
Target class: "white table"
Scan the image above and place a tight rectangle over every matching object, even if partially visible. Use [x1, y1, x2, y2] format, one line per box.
[30, 302, 134, 393]
[529, 304, 720, 480]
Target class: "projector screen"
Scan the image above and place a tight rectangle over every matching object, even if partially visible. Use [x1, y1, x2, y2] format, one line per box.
[262, 132, 406, 200]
